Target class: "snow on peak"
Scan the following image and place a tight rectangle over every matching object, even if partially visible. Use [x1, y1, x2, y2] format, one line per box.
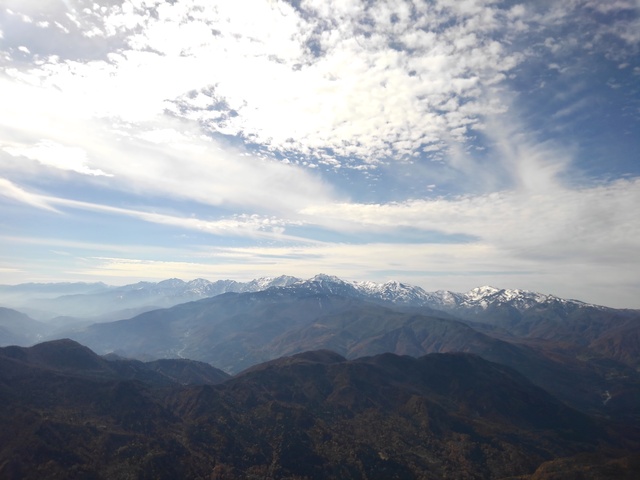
[450, 286, 585, 311]
[432, 290, 463, 305]
[309, 273, 347, 284]
[251, 277, 279, 289]
[186, 278, 214, 295]
[466, 286, 501, 299]
[105, 275, 603, 312]
[351, 279, 434, 304]
[244, 276, 300, 290]
[158, 278, 186, 287]
[381, 280, 411, 291]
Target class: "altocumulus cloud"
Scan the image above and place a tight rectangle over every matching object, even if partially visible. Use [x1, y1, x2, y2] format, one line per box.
[0, 0, 639, 308]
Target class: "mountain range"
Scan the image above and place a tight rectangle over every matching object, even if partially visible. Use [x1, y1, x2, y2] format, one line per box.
[2, 275, 639, 396]
[0, 273, 608, 321]
[0, 276, 301, 320]
[1, 274, 640, 477]
[1, 339, 639, 479]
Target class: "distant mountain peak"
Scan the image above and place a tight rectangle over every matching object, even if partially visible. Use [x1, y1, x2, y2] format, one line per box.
[467, 285, 502, 297]
[308, 273, 347, 284]
[246, 275, 300, 290]
[158, 278, 187, 287]
[444, 285, 603, 313]
[1, 274, 608, 329]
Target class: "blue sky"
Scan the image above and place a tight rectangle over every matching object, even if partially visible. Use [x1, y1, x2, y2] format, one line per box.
[0, 0, 639, 308]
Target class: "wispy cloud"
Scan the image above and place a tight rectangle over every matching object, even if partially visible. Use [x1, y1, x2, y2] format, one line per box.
[0, 74, 336, 214]
[0, 177, 59, 212]
[302, 177, 640, 256]
[0, 0, 638, 307]
[0, 178, 313, 243]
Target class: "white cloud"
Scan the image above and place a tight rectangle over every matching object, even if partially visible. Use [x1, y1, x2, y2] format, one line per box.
[300, 177, 640, 269]
[0, 177, 58, 212]
[3, 140, 113, 176]
[162, 0, 523, 162]
[74, 257, 229, 281]
[0, 72, 337, 214]
[531, 0, 640, 61]
[4, 0, 632, 179]
[0, 178, 312, 242]
[1, 0, 531, 167]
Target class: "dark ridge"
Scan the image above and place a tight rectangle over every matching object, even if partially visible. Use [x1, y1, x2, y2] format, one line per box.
[0, 340, 637, 479]
[0, 339, 116, 380]
[145, 358, 230, 385]
[235, 349, 346, 376]
[289, 349, 347, 364]
[27, 339, 108, 371]
[0, 340, 229, 387]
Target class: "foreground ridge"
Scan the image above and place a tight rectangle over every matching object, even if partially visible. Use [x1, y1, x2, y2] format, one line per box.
[2, 340, 637, 479]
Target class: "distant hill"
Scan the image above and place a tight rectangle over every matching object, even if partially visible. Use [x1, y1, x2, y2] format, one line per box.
[1, 339, 636, 479]
[0, 339, 229, 387]
[0, 276, 299, 320]
[0, 307, 52, 345]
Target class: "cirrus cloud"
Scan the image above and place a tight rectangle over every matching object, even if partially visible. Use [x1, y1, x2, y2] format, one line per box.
[0, 0, 638, 308]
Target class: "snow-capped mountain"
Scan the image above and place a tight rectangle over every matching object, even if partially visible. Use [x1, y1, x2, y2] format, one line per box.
[284, 274, 361, 297]
[277, 275, 600, 313]
[433, 285, 600, 312]
[276, 274, 442, 306]
[1, 273, 612, 322]
[239, 275, 300, 292]
[353, 279, 440, 305]
[0, 276, 302, 320]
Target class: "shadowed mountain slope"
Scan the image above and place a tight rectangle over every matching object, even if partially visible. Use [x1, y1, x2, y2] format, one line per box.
[0, 307, 52, 346]
[66, 291, 379, 371]
[2, 340, 637, 479]
[0, 339, 229, 387]
[58, 290, 640, 419]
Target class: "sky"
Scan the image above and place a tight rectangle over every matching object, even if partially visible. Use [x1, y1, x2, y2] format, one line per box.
[0, 0, 639, 308]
